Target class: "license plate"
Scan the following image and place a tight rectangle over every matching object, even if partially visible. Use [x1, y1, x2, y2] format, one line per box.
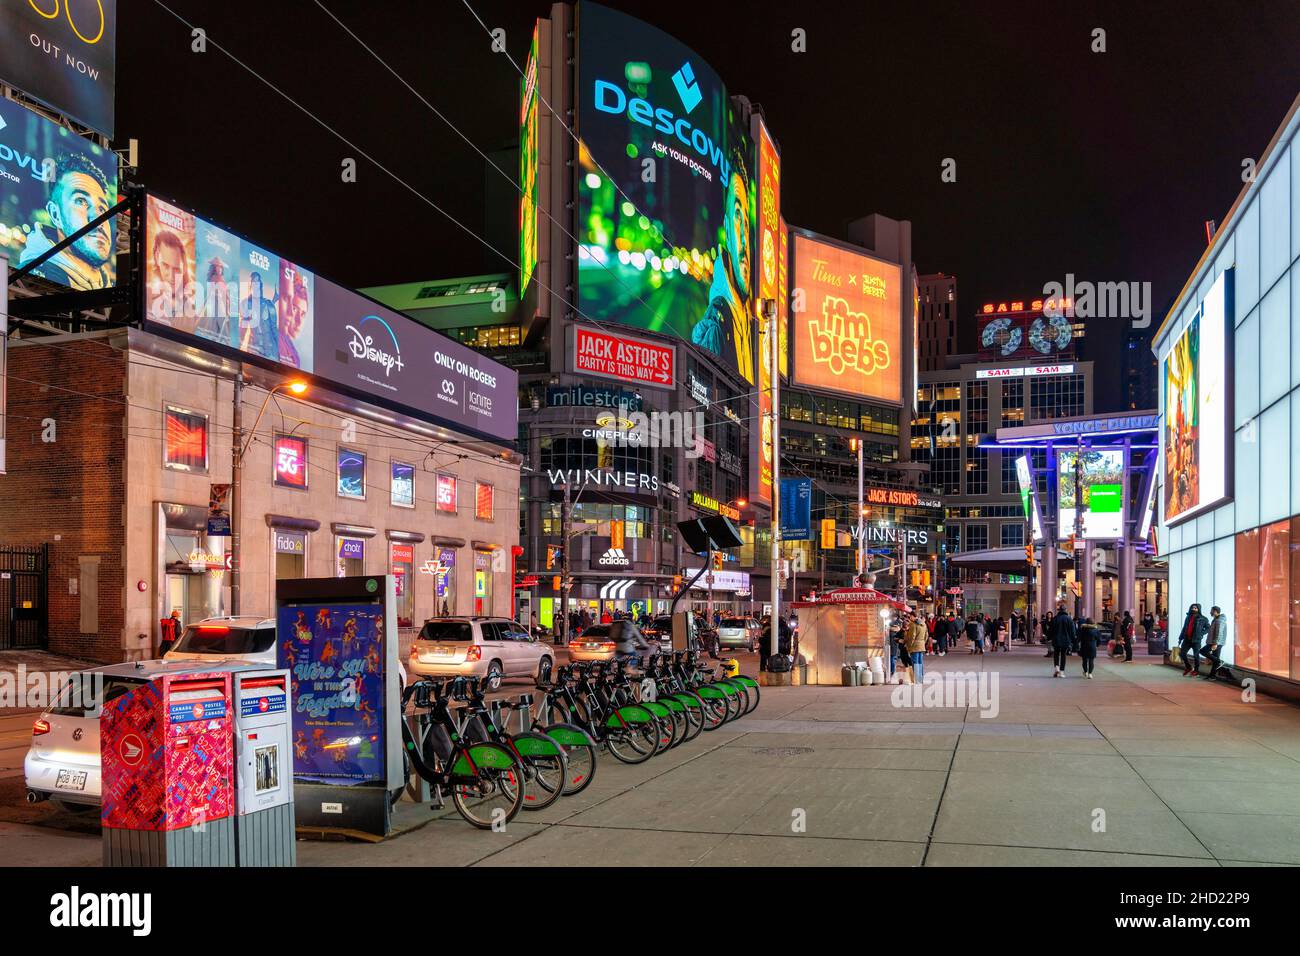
[55, 769, 87, 792]
[585, 643, 602, 650]
[434, 646, 456, 657]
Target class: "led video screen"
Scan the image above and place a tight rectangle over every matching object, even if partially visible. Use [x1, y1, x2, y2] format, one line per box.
[576, 1, 755, 384]
[1057, 448, 1125, 540]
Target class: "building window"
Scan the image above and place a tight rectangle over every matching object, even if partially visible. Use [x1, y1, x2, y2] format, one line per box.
[336, 536, 364, 577]
[966, 523, 988, 552]
[966, 447, 988, 496]
[391, 461, 415, 508]
[930, 446, 961, 497]
[474, 551, 494, 615]
[965, 381, 988, 434]
[164, 405, 208, 472]
[436, 474, 458, 513]
[337, 448, 366, 499]
[1000, 453, 1020, 494]
[1234, 519, 1297, 679]
[1030, 374, 1085, 420]
[1000, 524, 1024, 548]
[475, 482, 494, 520]
[390, 543, 415, 628]
[1001, 380, 1024, 427]
[274, 530, 306, 579]
[274, 434, 309, 489]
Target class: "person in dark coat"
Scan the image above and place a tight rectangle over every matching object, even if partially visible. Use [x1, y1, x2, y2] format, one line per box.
[1049, 605, 1076, 678]
[1077, 617, 1099, 678]
[1120, 610, 1135, 662]
[1178, 603, 1210, 676]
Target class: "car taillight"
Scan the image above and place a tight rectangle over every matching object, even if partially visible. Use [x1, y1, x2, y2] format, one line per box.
[466, 646, 482, 661]
[600, 642, 615, 651]
[33, 719, 50, 736]
[409, 645, 418, 657]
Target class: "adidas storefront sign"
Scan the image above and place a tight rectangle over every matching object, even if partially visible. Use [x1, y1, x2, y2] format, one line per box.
[593, 547, 632, 569]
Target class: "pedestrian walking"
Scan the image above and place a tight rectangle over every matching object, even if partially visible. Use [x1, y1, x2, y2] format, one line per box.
[1120, 610, 1135, 662]
[1049, 604, 1075, 677]
[1141, 610, 1155, 643]
[966, 614, 985, 654]
[1200, 606, 1230, 679]
[1178, 603, 1210, 676]
[1077, 616, 1099, 678]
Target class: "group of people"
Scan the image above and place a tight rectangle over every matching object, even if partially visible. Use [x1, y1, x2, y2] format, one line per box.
[1174, 603, 1231, 680]
[1043, 607, 1139, 678]
[886, 609, 1033, 680]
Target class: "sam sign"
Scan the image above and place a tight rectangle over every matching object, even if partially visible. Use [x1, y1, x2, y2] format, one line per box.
[572, 326, 675, 389]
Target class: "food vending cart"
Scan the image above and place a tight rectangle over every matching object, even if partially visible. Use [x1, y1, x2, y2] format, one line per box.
[791, 588, 909, 685]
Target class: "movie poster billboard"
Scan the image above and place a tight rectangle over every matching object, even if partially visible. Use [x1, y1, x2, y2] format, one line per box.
[144, 195, 314, 371]
[576, 1, 755, 384]
[790, 232, 902, 404]
[0, 97, 118, 289]
[0, 0, 117, 136]
[1057, 447, 1124, 540]
[278, 601, 388, 785]
[1160, 268, 1231, 526]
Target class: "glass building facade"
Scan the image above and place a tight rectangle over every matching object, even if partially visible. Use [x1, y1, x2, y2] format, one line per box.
[1154, 99, 1300, 681]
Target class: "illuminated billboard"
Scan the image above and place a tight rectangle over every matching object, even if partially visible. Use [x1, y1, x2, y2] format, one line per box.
[519, 21, 540, 296]
[1057, 448, 1125, 540]
[790, 232, 902, 404]
[0, 97, 118, 289]
[1159, 269, 1232, 526]
[750, 117, 780, 507]
[576, 1, 755, 385]
[142, 194, 518, 444]
[1015, 455, 1044, 542]
[978, 298, 1075, 360]
[0, 0, 117, 136]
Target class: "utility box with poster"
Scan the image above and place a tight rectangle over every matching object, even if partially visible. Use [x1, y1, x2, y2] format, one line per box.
[276, 576, 403, 840]
[100, 668, 236, 866]
[232, 667, 296, 866]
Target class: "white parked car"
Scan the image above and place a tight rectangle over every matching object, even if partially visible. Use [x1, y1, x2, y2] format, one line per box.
[25, 660, 187, 808]
[409, 617, 555, 687]
[162, 615, 278, 665]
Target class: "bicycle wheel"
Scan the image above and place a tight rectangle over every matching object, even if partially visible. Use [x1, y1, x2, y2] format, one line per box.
[695, 685, 729, 730]
[718, 678, 752, 716]
[670, 692, 705, 742]
[732, 675, 760, 713]
[543, 722, 598, 795]
[657, 696, 689, 749]
[604, 705, 659, 764]
[511, 732, 568, 811]
[450, 742, 525, 829]
[641, 700, 678, 750]
[550, 697, 588, 731]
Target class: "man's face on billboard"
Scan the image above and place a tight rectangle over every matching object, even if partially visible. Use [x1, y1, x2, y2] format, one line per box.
[53, 171, 112, 266]
[154, 239, 184, 291]
[726, 172, 750, 297]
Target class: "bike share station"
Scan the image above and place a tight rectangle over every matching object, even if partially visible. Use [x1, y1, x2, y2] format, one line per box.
[100, 661, 295, 866]
[790, 587, 907, 685]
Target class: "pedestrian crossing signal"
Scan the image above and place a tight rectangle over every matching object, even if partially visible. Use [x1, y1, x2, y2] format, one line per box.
[820, 518, 836, 549]
[552, 575, 562, 592]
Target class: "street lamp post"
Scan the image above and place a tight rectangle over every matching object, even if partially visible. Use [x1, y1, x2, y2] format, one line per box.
[230, 372, 307, 616]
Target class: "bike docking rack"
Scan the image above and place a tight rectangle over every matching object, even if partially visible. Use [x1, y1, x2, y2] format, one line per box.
[396, 649, 763, 830]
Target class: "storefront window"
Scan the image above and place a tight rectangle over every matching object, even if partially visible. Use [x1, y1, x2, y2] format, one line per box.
[163, 530, 227, 626]
[336, 536, 364, 577]
[474, 551, 494, 615]
[164, 405, 208, 472]
[337, 448, 366, 499]
[274, 530, 306, 579]
[435, 547, 457, 616]
[390, 543, 415, 627]
[391, 461, 415, 508]
[1234, 520, 1295, 679]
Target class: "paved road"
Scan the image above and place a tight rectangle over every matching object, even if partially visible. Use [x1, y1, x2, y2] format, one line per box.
[5, 645, 1300, 866]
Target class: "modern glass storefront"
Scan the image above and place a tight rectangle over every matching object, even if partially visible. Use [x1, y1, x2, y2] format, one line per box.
[1155, 97, 1300, 685]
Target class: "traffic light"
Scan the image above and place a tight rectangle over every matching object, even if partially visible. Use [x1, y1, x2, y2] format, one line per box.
[910, 570, 921, 587]
[672, 574, 683, 588]
[820, 518, 836, 549]
[545, 546, 556, 569]
[1025, 543, 1035, 565]
[921, 569, 931, 589]
[712, 551, 724, 570]
[552, 575, 562, 592]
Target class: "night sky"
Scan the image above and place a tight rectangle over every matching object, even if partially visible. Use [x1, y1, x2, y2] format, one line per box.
[121, 0, 1300, 357]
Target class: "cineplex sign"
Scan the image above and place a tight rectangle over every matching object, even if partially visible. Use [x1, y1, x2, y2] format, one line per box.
[571, 325, 675, 389]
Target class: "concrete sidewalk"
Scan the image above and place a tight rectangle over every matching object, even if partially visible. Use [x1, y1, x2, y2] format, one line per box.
[5, 646, 1300, 866]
